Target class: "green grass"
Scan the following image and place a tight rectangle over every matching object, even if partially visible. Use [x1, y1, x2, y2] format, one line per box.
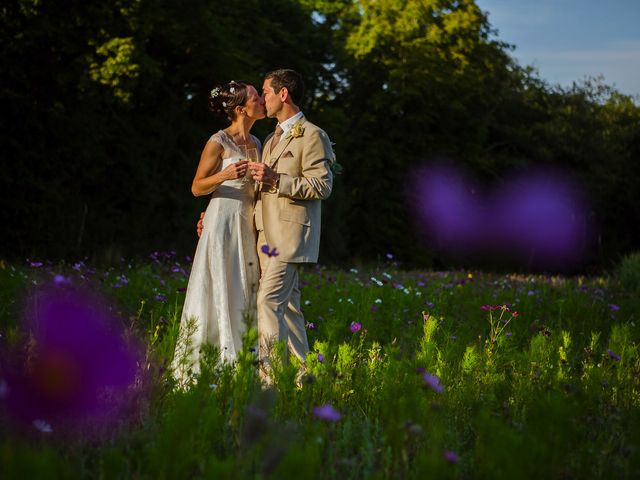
[1, 255, 639, 479]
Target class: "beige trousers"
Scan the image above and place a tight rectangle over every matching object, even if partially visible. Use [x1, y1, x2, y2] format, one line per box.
[256, 230, 309, 363]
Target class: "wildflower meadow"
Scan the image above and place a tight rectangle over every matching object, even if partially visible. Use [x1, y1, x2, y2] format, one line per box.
[1, 253, 639, 479]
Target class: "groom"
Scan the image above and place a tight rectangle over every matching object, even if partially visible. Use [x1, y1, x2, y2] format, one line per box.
[248, 69, 334, 371]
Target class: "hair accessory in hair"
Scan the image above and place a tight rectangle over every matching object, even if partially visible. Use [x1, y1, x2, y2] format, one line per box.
[210, 87, 221, 98]
[222, 101, 227, 107]
[229, 86, 235, 93]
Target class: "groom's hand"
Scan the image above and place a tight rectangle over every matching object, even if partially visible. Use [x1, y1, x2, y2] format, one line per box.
[248, 162, 278, 186]
[196, 211, 205, 237]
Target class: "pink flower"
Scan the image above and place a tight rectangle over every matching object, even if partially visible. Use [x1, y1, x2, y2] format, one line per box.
[350, 322, 362, 333]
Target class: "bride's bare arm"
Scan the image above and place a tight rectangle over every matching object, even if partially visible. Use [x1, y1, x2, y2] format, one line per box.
[191, 140, 249, 196]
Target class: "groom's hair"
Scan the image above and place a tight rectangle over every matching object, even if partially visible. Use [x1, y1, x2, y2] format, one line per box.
[265, 69, 304, 106]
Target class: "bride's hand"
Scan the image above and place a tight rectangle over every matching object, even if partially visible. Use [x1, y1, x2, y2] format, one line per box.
[196, 212, 205, 237]
[222, 160, 249, 180]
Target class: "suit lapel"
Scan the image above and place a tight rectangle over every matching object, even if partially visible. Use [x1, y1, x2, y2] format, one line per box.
[264, 116, 307, 169]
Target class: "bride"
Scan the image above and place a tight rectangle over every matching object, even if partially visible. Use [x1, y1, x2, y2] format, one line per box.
[172, 80, 264, 387]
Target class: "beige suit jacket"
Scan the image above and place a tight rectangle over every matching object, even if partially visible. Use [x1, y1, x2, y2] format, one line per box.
[254, 116, 333, 263]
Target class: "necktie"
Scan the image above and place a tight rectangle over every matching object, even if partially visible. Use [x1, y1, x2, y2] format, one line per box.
[270, 125, 283, 153]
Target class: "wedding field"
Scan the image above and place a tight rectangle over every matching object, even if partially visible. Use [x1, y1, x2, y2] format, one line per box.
[1, 253, 639, 479]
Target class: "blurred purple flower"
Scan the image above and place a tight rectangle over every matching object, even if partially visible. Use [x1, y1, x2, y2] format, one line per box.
[422, 372, 445, 393]
[30, 261, 43, 268]
[260, 244, 279, 257]
[371, 305, 379, 313]
[176, 287, 187, 293]
[1, 285, 140, 432]
[317, 353, 325, 363]
[608, 304, 620, 312]
[350, 322, 362, 333]
[386, 253, 394, 260]
[306, 322, 316, 330]
[313, 404, 341, 422]
[410, 166, 591, 268]
[155, 293, 167, 302]
[443, 450, 459, 464]
[607, 349, 621, 361]
[53, 275, 71, 286]
[33, 419, 53, 433]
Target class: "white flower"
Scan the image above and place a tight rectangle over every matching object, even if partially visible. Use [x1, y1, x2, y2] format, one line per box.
[374, 298, 382, 304]
[210, 87, 221, 98]
[209, 383, 218, 389]
[229, 87, 235, 93]
[33, 419, 53, 433]
[222, 101, 227, 107]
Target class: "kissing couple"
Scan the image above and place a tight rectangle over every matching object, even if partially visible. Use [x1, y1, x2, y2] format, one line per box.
[172, 69, 335, 387]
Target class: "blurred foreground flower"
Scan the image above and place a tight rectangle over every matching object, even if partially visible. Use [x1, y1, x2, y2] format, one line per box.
[1, 284, 141, 434]
[410, 165, 592, 269]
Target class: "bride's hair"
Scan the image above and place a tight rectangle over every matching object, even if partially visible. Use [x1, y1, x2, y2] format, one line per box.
[208, 80, 250, 120]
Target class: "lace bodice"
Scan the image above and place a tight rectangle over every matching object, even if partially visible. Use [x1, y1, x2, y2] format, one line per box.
[209, 130, 261, 163]
[207, 130, 261, 196]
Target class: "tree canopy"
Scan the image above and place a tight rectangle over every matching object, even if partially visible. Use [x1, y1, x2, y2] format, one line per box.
[1, 0, 638, 270]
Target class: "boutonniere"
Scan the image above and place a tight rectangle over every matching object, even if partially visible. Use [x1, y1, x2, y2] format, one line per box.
[285, 122, 305, 140]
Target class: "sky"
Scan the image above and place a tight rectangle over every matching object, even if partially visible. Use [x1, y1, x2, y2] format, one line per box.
[475, 0, 640, 97]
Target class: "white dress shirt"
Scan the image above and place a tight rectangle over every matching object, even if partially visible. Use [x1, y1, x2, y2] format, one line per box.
[273, 111, 304, 147]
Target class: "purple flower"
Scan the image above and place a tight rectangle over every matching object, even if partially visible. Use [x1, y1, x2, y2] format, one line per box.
[176, 287, 187, 293]
[422, 372, 445, 393]
[386, 253, 394, 260]
[317, 353, 325, 363]
[371, 305, 379, 313]
[1, 286, 140, 433]
[443, 450, 459, 464]
[260, 244, 279, 257]
[607, 349, 621, 361]
[350, 322, 362, 333]
[53, 274, 71, 286]
[306, 322, 316, 330]
[155, 293, 167, 302]
[313, 404, 341, 422]
[608, 304, 620, 312]
[30, 261, 43, 268]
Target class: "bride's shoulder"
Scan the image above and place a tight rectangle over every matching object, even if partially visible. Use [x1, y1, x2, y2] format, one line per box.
[208, 130, 227, 144]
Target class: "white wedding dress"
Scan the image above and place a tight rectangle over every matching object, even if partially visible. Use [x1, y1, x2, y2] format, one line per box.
[172, 130, 260, 387]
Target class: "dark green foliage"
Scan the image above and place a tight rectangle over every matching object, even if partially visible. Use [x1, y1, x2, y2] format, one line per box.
[1, 0, 638, 268]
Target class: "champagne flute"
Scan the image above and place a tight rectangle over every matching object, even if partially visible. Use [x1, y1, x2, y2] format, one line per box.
[243, 147, 259, 184]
